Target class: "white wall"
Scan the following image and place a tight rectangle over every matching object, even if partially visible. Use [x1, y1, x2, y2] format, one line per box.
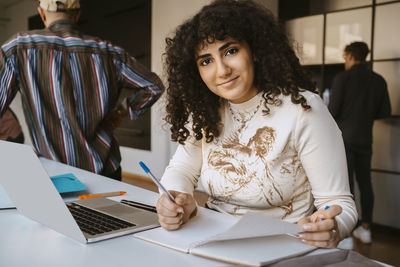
[0, 7, 6, 43]
[0, 7, 8, 43]
[256, 0, 278, 16]
[0, 23, 6, 44]
[4, 0, 37, 38]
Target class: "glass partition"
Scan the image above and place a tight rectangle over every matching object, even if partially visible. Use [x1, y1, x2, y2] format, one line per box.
[376, 0, 397, 3]
[373, 61, 400, 116]
[374, 2, 400, 60]
[325, 7, 372, 64]
[372, 120, 400, 172]
[285, 15, 324, 65]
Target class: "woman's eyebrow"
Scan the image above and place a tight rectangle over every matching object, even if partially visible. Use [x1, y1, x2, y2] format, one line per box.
[196, 53, 210, 60]
[218, 41, 238, 51]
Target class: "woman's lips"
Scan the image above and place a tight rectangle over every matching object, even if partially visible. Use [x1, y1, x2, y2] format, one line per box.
[217, 76, 239, 87]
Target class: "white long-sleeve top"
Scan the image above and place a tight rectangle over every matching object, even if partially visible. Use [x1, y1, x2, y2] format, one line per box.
[161, 91, 357, 239]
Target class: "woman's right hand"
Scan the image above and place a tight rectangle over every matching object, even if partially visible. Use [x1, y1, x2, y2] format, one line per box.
[156, 190, 197, 230]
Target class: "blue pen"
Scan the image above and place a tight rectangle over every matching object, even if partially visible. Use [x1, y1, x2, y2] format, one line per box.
[139, 161, 175, 203]
[321, 205, 330, 221]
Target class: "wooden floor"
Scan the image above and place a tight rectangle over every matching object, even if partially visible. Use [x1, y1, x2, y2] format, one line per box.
[352, 224, 400, 266]
[122, 174, 400, 267]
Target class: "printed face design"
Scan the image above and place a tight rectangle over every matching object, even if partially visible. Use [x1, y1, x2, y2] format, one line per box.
[195, 38, 258, 104]
[205, 125, 307, 218]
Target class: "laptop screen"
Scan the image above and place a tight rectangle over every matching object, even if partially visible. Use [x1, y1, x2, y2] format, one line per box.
[0, 141, 86, 243]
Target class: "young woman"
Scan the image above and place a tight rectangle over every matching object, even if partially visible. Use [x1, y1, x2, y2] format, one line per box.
[156, 0, 357, 248]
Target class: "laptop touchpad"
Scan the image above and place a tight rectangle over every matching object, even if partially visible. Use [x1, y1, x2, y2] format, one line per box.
[97, 203, 158, 225]
[97, 204, 142, 217]
[76, 198, 159, 226]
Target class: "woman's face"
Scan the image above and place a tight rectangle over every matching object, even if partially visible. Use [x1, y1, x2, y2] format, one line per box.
[195, 38, 258, 104]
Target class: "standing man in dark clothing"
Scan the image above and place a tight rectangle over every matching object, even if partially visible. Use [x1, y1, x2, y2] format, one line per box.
[0, 0, 164, 180]
[328, 41, 391, 244]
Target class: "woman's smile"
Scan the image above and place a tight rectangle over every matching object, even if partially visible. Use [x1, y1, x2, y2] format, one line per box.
[217, 76, 239, 88]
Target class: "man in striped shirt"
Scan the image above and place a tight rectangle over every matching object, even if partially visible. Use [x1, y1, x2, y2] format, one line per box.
[0, 0, 164, 180]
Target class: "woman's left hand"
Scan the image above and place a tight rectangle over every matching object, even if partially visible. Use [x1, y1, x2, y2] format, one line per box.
[297, 205, 342, 248]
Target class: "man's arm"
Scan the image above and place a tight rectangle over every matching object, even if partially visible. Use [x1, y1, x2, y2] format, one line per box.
[0, 48, 19, 117]
[102, 104, 129, 130]
[375, 79, 391, 119]
[117, 53, 164, 120]
[328, 73, 346, 120]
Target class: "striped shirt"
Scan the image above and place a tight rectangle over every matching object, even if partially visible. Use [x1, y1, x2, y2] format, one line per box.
[0, 20, 163, 177]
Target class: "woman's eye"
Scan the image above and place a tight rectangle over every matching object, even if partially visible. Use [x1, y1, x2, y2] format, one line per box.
[226, 48, 238, 56]
[200, 58, 212, 66]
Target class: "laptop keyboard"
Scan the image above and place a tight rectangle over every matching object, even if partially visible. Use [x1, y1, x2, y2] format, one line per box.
[66, 202, 135, 236]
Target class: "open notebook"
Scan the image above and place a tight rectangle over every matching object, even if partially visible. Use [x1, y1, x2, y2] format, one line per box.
[134, 207, 316, 266]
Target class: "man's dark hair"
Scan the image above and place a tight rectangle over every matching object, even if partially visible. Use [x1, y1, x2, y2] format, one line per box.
[344, 41, 369, 62]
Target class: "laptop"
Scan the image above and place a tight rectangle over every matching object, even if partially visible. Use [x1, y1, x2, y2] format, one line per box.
[0, 140, 160, 243]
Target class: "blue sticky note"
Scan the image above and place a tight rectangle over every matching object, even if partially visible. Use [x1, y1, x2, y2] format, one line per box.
[50, 173, 87, 194]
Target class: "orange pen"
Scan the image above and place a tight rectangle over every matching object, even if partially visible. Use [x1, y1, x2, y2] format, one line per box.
[78, 191, 126, 200]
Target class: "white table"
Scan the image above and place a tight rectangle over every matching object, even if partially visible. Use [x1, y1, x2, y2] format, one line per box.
[0, 158, 225, 267]
[0, 158, 392, 267]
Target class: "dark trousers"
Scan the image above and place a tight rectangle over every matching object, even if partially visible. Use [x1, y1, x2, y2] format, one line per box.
[344, 142, 373, 224]
[105, 166, 122, 181]
[6, 132, 25, 144]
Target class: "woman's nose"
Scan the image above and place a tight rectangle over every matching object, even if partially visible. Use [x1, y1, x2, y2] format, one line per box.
[216, 60, 231, 77]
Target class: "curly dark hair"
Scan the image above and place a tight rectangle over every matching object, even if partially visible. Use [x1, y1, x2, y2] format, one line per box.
[164, 0, 317, 144]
